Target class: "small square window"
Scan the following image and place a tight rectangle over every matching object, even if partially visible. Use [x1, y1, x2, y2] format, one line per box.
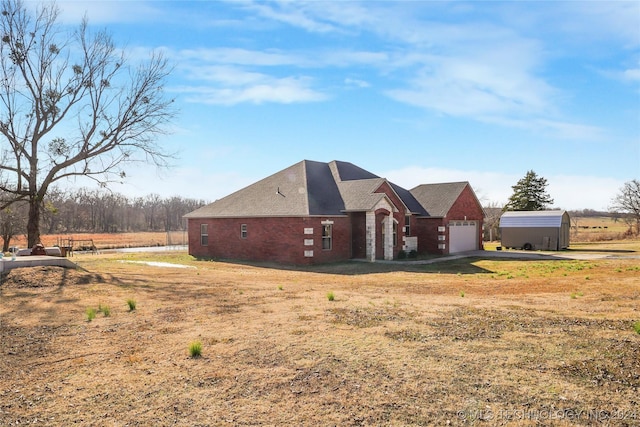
[240, 224, 247, 239]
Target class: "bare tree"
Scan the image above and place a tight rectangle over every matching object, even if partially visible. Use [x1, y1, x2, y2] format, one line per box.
[0, 200, 25, 252]
[609, 179, 640, 236]
[482, 201, 504, 241]
[0, 0, 175, 247]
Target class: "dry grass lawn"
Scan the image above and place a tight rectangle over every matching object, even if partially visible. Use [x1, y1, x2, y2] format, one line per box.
[1, 249, 639, 426]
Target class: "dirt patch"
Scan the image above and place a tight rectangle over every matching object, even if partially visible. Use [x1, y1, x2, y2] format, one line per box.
[1, 253, 639, 426]
[1, 266, 107, 289]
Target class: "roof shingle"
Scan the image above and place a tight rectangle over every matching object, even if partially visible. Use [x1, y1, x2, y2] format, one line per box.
[185, 160, 472, 219]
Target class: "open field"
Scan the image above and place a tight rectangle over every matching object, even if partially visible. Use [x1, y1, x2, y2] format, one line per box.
[9, 231, 188, 251]
[569, 216, 633, 242]
[1, 247, 639, 426]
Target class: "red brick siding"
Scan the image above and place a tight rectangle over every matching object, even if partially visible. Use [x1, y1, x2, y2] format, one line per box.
[350, 212, 367, 259]
[414, 185, 484, 255]
[445, 185, 485, 251]
[414, 218, 446, 254]
[446, 186, 484, 222]
[187, 216, 351, 265]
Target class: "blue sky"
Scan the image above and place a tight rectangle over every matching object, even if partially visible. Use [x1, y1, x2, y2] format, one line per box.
[54, 1, 639, 210]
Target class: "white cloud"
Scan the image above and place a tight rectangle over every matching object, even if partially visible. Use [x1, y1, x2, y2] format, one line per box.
[175, 75, 327, 105]
[241, 1, 340, 34]
[179, 48, 303, 67]
[623, 68, 640, 82]
[381, 166, 624, 211]
[344, 78, 370, 89]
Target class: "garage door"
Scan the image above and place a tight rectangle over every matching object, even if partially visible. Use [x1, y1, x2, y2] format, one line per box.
[449, 221, 478, 253]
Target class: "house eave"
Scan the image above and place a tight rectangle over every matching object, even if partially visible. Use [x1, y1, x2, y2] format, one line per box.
[184, 214, 349, 220]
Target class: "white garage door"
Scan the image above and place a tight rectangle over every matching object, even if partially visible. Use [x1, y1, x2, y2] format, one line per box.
[449, 221, 478, 253]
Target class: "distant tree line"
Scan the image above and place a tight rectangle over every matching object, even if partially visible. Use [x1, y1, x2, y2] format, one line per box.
[0, 188, 206, 251]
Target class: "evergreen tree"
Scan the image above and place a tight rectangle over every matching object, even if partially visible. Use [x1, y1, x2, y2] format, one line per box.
[505, 170, 554, 211]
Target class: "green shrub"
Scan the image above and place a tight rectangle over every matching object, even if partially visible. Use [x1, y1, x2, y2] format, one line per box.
[327, 291, 335, 301]
[459, 290, 465, 298]
[126, 298, 137, 311]
[189, 341, 203, 358]
[397, 250, 407, 260]
[633, 321, 640, 335]
[408, 250, 418, 259]
[86, 307, 96, 322]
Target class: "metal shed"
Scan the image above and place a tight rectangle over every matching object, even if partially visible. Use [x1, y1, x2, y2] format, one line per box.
[499, 210, 570, 250]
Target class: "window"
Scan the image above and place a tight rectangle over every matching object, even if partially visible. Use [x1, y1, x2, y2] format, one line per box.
[240, 224, 247, 239]
[404, 215, 411, 236]
[200, 224, 208, 246]
[393, 221, 398, 247]
[322, 224, 332, 250]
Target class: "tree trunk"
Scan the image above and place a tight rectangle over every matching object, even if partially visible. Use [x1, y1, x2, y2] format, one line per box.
[27, 200, 41, 248]
[2, 236, 11, 253]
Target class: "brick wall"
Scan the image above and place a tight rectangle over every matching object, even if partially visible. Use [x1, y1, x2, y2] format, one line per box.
[414, 184, 484, 255]
[414, 218, 445, 254]
[446, 185, 484, 222]
[187, 216, 351, 265]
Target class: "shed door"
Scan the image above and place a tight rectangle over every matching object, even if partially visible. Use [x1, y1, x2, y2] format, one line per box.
[449, 221, 478, 253]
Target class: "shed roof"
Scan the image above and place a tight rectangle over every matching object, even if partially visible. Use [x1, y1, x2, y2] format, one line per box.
[500, 210, 569, 228]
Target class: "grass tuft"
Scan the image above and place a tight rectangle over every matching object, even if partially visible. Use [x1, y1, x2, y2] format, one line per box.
[327, 291, 335, 301]
[98, 303, 111, 317]
[633, 321, 640, 335]
[126, 298, 137, 311]
[459, 290, 465, 298]
[189, 340, 203, 358]
[86, 307, 96, 322]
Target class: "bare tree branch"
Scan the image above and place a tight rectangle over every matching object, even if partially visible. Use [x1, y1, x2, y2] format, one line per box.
[0, 0, 176, 246]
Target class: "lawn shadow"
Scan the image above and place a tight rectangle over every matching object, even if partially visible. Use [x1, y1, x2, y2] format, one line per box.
[194, 256, 578, 276]
[191, 257, 490, 276]
[564, 248, 636, 254]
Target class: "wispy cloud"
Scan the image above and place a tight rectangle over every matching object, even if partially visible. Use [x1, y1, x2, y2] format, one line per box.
[179, 48, 304, 67]
[174, 75, 327, 105]
[382, 166, 624, 210]
[344, 78, 370, 89]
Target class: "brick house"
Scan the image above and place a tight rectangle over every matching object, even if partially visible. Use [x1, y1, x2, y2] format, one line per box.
[184, 160, 484, 264]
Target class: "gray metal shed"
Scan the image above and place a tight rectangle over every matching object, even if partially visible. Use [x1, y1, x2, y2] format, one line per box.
[499, 210, 570, 250]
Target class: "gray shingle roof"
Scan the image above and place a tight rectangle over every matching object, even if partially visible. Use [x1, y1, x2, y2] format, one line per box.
[410, 182, 469, 217]
[184, 160, 319, 218]
[185, 160, 470, 219]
